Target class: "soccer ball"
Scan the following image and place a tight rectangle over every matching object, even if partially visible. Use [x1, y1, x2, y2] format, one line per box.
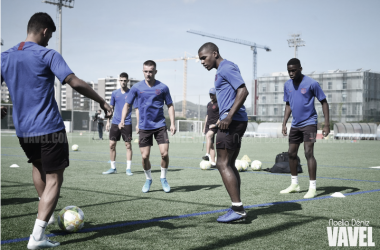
[58, 206, 84, 233]
[240, 160, 249, 171]
[235, 160, 243, 172]
[71, 144, 79, 151]
[200, 160, 212, 170]
[251, 160, 262, 171]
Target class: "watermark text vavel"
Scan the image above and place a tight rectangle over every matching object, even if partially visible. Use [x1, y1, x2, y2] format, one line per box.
[327, 219, 375, 247]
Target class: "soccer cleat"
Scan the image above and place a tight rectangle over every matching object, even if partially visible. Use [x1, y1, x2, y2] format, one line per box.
[160, 178, 171, 193]
[126, 169, 133, 176]
[27, 235, 60, 249]
[303, 188, 317, 199]
[280, 184, 300, 194]
[102, 168, 117, 174]
[202, 155, 209, 161]
[217, 208, 247, 223]
[142, 179, 152, 193]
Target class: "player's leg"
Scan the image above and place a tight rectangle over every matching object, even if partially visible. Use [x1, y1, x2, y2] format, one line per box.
[103, 124, 120, 174]
[155, 126, 171, 192]
[303, 142, 317, 198]
[140, 146, 153, 192]
[122, 125, 133, 176]
[209, 130, 217, 167]
[203, 130, 215, 161]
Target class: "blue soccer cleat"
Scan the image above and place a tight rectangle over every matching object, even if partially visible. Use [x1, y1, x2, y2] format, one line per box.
[102, 168, 117, 175]
[126, 169, 133, 176]
[217, 208, 247, 223]
[142, 179, 152, 193]
[160, 178, 171, 193]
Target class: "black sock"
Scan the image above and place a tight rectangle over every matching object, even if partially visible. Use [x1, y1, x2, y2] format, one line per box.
[231, 205, 245, 212]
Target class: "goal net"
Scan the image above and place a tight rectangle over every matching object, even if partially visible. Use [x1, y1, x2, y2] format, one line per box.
[176, 120, 203, 134]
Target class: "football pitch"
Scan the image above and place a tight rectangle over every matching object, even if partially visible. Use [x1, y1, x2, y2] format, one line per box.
[1, 132, 380, 249]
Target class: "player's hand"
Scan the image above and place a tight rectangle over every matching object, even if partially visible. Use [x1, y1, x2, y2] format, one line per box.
[218, 117, 232, 130]
[282, 124, 287, 136]
[170, 124, 176, 136]
[118, 121, 124, 130]
[135, 125, 139, 134]
[106, 122, 110, 132]
[1, 106, 8, 119]
[101, 102, 113, 119]
[209, 124, 216, 129]
[322, 125, 330, 137]
[203, 129, 205, 134]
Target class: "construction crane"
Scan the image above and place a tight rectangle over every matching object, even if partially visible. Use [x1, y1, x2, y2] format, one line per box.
[156, 52, 199, 118]
[187, 29, 271, 116]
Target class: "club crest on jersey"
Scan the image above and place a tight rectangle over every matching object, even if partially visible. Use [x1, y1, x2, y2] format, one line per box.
[301, 88, 307, 94]
[215, 75, 218, 81]
[212, 105, 216, 109]
[155, 89, 161, 95]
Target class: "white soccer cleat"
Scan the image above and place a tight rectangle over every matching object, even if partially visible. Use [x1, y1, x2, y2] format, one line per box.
[27, 235, 60, 249]
[280, 184, 300, 194]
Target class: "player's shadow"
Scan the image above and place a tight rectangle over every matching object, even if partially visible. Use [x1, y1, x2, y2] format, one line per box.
[1, 197, 37, 206]
[52, 216, 198, 246]
[315, 186, 360, 197]
[169, 185, 222, 192]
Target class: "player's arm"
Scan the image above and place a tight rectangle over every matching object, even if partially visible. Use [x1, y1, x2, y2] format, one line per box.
[203, 115, 208, 134]
[106, 105, 114, 131]
[119, 102, 131, 129]
[219, 84, 249, 130]
[167, 104, 176, 136]
[320, 99, 330, 137]
[1, 106, 7, 119]
[209, 119, 220, 129]
[65, 74, 112, 118]
[282, 102, 292, 136]
[135, 108, 139, 134]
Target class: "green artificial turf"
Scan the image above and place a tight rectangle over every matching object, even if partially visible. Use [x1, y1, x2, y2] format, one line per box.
[1, 131, 380, 249]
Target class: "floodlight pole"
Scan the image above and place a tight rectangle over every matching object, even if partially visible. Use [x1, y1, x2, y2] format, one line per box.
[287, 34, 305, 58]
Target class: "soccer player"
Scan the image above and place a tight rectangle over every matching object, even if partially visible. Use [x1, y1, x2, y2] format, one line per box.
[202, 87, 219, 167]
[280, 58, 330, 199]
[198, 43, 249, 223]
[103, 72, 138, 175]
[93, 110, 105, 140]
[119, 60, 176, 193]
[1, 13, 112, 249]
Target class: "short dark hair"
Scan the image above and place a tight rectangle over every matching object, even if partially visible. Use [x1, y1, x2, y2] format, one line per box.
[143, 60, 156, 69]
[27, 12, 56, 34]
[287, 58, 301, 67]
[119, 72, 129, 79]
[198, 42, 219, 54]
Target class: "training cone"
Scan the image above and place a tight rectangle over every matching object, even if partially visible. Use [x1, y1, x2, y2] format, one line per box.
[241, 155, 251, 164]
[10, 164, 20, 168]
[331, 192, 345, 198]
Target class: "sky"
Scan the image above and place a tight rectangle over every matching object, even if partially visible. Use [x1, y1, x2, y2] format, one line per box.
[2, 0, 380, 106]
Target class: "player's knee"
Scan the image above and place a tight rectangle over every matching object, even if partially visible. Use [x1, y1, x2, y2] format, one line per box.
[125, 143, 131, 150]
[110, 143, 116, 150]
[161, 151, 168, 159]
[304, 150, 314, 160]
[288, 151, 298, 160]
[141, 153, 149, 160]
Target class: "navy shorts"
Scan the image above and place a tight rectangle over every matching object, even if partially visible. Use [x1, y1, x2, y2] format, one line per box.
[109, 123, 132, 142]
[216, 121, 247, 150]
[289, 125, 317, 144]
[139, 126, 169, 148]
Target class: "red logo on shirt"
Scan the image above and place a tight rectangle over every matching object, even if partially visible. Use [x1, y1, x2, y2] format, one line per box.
[155, 89, 161, 95]
[301, 88, 307, 94]
[215, 75, 218, 81]
[212, 105, 216, 109]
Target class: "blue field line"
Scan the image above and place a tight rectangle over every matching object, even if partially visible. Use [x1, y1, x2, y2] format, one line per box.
[2, 188, 380, 245]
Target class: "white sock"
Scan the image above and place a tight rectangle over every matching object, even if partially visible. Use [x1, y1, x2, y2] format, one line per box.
[38, 197, 40, 201]
[144, 169, 152, 180]
[310, 180, 316, 189]
[232, 202, 243, 207]
[126, 161, 131, 170]
[291, 175, 298, 185]
[110, 161, 116, 169]
[211, 162, 216, 166]
[32, 219, 47, 241]
[206, 153, 210, 157]
[160, 167, 168, 179]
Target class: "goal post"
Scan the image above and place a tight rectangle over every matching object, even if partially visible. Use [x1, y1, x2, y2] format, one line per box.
[176, 120, 204, 134]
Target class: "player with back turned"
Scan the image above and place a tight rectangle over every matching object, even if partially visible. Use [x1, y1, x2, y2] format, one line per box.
[119, 60, 176, 193]
[198, 42, 249, 223]
[280, 58, 330, 199]
[1, 13, 112, 249]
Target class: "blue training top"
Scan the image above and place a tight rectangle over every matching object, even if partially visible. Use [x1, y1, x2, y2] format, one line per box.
[214, 59, 248, 122]
[110, 88, 137, 125]
[125, 80, 173, 130]
[1, 42, 73, 137]
[284, 75, 326, 128]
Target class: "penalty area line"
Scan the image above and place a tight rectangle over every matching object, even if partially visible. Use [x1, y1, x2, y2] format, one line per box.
[2, 189, 380, 245]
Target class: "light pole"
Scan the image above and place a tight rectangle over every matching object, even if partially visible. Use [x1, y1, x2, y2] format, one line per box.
[42, 0, 75, 114]
[287, 34, 305, 58]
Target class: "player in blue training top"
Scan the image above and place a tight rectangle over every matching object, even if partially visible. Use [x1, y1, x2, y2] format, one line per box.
[1, 13, 112, 249]
[119, 60, 176, 193]
[198, 42, 249, 223]
[281, 58, 330, 199]
[202, 87, 219, 167]
[103, 72, 138, 175]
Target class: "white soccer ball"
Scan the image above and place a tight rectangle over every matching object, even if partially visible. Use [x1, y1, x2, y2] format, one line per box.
[71, 144, 79, 151]
[58, 206, 84, 233]
[251, 160, 262, 171]
[240, 160, 249, 171]
[200, 160, 212, 170]
[235, 160, 243, 172]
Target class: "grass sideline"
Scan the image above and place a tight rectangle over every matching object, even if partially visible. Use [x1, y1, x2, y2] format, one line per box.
[1, 132, 380, 249]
